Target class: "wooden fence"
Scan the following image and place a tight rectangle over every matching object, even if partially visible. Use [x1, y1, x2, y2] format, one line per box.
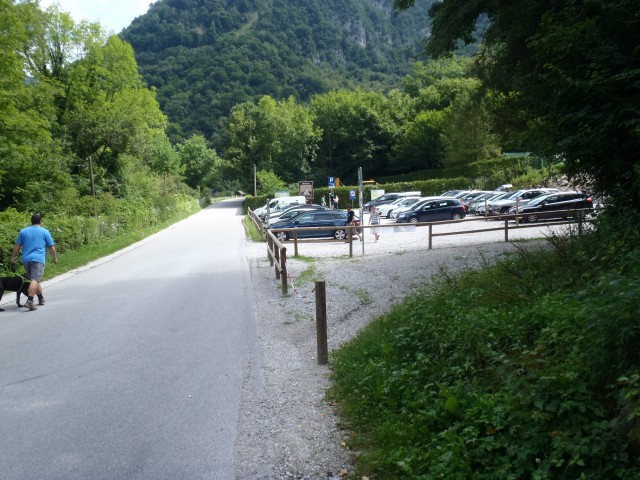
[255, 208, 595, 258]
[266, 228, 288, 294]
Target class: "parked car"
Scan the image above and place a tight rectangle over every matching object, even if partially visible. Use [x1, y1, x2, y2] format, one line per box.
[487, 188, 558, 216]
[390, 196, 441, 219]
[254, 195, 306, 217]
[376, 196, 421, 218]
[363, 191, 421, 209]
[395, 198, 466, 224]
[441, 189, 467, 197]
[458, 191, 501, 212]
[508, 192, 593, 222]
[264, 204, 326, 223]
[471, 192, 513, 216]
[268, 210, 359, 242]
[256, 196, 307, 219]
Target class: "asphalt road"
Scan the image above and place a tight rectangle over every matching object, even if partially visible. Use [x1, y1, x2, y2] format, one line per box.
[0, 200, 256, 480]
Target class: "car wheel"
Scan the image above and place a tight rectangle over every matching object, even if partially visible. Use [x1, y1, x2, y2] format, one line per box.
[275, 231, 288, 242]
[334, 229, 346, 240]
[526, 214, 538, 223]
[451, 213, 462, 220]
[409, 217, 418, 224]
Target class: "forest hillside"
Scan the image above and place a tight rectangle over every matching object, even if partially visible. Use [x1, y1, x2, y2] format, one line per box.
[121, 0, 435, 142]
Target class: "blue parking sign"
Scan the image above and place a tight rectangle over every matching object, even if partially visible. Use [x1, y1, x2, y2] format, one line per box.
[349, 189, 356, 200]
[328, 177, 335, 188]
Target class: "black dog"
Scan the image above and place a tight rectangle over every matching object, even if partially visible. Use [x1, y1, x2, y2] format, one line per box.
[0, 275, 30, 311]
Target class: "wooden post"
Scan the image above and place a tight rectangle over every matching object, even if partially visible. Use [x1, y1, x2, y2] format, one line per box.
[428, 224, 433, 250]
[274, 242, 281, 280]
[348, 226, 353, 257]
[578, 212, 584, 235]
[267, 234, 274, 265]
[504, 218, 509, 242]
[294, 230, 299, 257]
[315, 281, 328, 365]
[281, 247, 288, 295]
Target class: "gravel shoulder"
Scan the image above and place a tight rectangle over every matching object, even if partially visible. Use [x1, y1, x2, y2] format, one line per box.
[235, 222, 554, 478]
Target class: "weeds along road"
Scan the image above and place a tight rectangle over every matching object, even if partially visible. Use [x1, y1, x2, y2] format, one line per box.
[0, 199, 257, 480]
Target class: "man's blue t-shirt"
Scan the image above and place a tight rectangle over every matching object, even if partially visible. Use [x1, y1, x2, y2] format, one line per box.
[17, 226, 55, 264]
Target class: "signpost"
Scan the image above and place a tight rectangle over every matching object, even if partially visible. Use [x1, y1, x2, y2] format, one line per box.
[358, 167, 364, 254]
[299, 180, 314, 203]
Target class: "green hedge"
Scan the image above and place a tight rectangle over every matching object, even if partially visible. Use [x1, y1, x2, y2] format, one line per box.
[313, 177, 471, 209]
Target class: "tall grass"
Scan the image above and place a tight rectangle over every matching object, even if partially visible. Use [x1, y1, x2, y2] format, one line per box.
[329, 210, 640, 478]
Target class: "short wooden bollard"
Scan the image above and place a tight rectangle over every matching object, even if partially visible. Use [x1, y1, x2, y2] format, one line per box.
[315, 280, 328, 365]
[280, 247, 288, 295]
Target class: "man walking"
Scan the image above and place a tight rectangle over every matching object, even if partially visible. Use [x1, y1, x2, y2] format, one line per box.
[10, 214, 58, 311]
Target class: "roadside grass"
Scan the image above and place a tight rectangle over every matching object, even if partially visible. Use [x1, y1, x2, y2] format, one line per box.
[329, 210, 640, 478]
[294, 256, 318, 284]
[336, 284, 372, 306]
[243, 216, 263, 242]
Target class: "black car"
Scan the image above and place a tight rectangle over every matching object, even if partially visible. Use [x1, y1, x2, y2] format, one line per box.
[268, 210, 358, 241]
[509, 192, 593, 222]
[395, 198, 466, 224]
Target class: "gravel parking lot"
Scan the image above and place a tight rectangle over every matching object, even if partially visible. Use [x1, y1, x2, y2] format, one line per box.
[235, 216, 578, 478]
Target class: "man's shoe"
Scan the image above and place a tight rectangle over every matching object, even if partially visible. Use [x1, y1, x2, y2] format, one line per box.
[38, 297, 45, 306]
[25, 300, 37, 311]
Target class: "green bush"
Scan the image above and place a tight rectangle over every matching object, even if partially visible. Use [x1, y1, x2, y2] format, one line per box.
[330, 211, 640, 478]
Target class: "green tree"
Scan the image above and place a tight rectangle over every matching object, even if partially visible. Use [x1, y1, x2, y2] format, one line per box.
[309, 89, 398, 183]
[391, 109, 445, 172]
[0, 0, 74, 211]
[60, 35, 167, 195]
[256, 170, 287, 196]
[225, 96, 319, 190]
[401, 56, 475, 110]
[177, 135, 222, 193]
[441, 81, 501, 167]
[396, 0, 640, 204]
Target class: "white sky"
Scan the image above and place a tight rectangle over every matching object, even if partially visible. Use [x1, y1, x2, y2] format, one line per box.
[39, 0, 156, 34]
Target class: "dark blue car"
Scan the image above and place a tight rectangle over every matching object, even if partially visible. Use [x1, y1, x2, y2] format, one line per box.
[269, 210, 358, 241]
[395, 198, 466, 224]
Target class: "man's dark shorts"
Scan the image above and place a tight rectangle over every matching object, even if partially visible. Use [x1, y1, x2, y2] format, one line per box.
[24, 262, 45, 282]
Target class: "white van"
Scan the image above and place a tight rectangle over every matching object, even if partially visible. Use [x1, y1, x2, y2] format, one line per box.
[256, 196, 306, 219]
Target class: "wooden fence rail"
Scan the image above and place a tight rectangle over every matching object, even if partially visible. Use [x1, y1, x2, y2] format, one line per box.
[260, 207, 596, 259]
[266, 229, 288, 294]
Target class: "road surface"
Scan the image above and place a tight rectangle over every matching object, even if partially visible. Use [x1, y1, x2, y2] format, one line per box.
[0, 200, 256, 480]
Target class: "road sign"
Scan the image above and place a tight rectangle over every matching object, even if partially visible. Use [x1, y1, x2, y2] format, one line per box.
[328, 177, 335, 188]
[349, 189, 356, 200]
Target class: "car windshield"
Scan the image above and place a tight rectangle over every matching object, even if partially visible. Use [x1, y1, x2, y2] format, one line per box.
[527, 194, 571, 206]
[491, 192, 512, 201]
[506, 191, 526, 200]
